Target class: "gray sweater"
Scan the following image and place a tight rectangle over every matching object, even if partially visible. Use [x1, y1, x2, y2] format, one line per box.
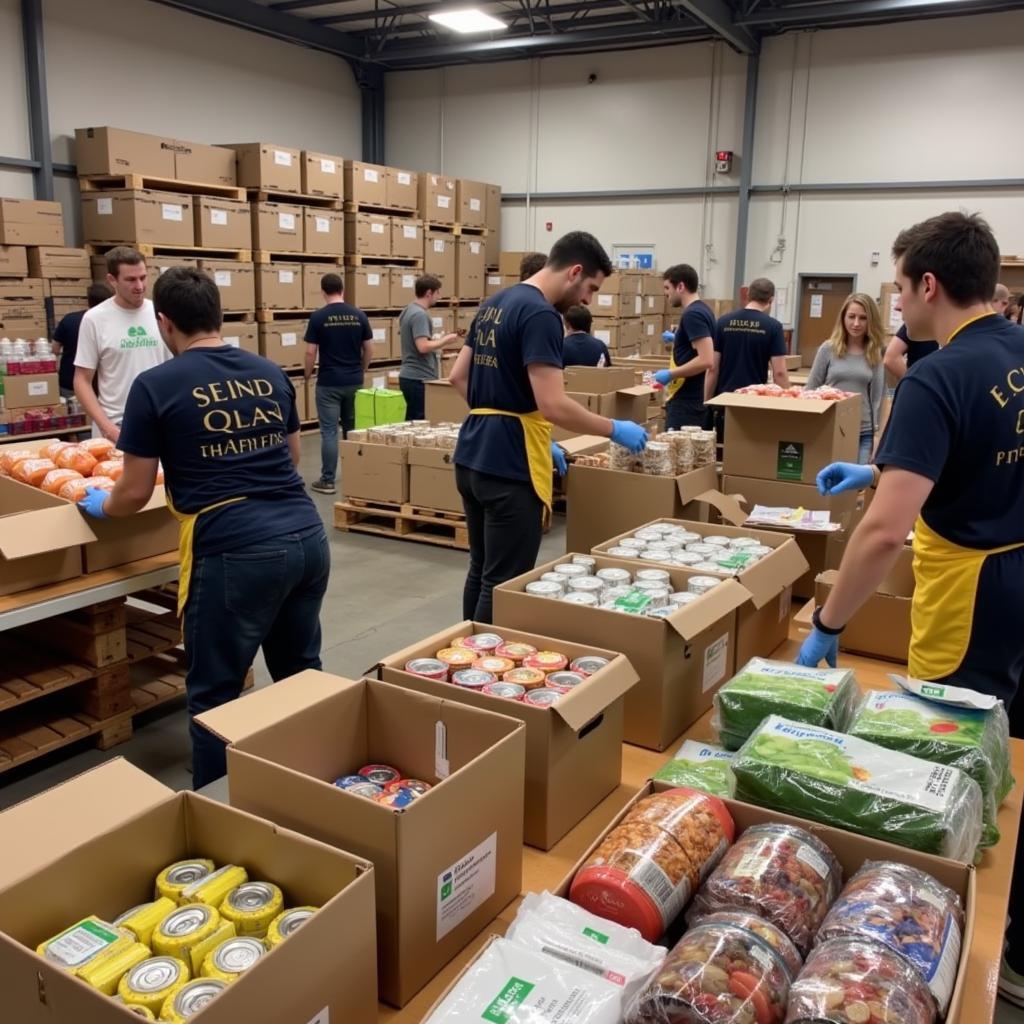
[805, 341, 885, 434]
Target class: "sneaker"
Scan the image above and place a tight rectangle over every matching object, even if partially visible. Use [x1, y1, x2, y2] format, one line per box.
[999, 956, 1024, 1008]
[310, 478, 336, 495]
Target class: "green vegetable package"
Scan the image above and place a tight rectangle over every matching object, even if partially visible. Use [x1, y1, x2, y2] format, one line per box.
[732, 715, 984, 861]
[652, 740, 736, 797]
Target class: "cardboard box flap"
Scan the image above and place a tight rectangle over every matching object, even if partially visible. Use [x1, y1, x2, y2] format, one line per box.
[677, 466, 720, 503]
[706, 392, 841, 414]
[555, 655, 638, 732]
[558, 435, 608, 458]
[197, 670, 361, 744]
[666, 578, 748, 640]
[0, 504, 96, 558]
[738, 537, 809, 608]
[693, 489, 749, 527]
[0, 759, 171, 890]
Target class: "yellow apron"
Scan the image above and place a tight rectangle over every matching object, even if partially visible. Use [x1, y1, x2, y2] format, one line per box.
[167, 492, 248, 616]
[468, 408, 554, 516]
[664, 351, 682, 401]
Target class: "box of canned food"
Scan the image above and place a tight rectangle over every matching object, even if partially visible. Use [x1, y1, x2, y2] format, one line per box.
[196, 671, 525, 1008]
[378, 620, 639, 851]
[0, 758, 377, 1024]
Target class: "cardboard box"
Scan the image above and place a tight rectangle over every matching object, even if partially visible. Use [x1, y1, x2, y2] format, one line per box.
[593, 285, 643, 319]
[418, 174, 457, 225]
[303, 373, 317, 421]
[0, 311, 47, 335]
[0, 278, 44, 303]
[404, 445, 461, 513]
[344, 212, 391, 258]
[429, 308, 455, 337]
[391, 217, 423, 260]
[707, 392, 860, 485]
[592, 316, 643, 351]
[80, 190, 193, 246]
[339, 439, 408, 502]
[303, 208, 344, 256]
[456, 180, 486, 228]
[424, 231, 456, 287]
[225, 142, 301, 193]
[345, 266, 390, 309]
[494, 553, 746, 750]
[250, 201, 303, 253]
[386, 168, 419, 211]
[455, 307, 478, 335]
[0, 758, 378, 1024]
[258, 320, 306, 367]
[484, 272, 516, 298]
[221, 320, 258, 354]
[80, 488, 178, 573]
[0, 199, 63, 247]
[175, 140, 236, 186]
[74, 126, 176, 177]
[197, 673, 525, 1006]
[498, 251, 535, 277]
[390, 267, 418, 309]
[302, 151, 344, 198]
[484, 184, 501, 266]
[302, 262, 343, 309]
[142, 256, 198, 298]
[0, 246, 28, 277]
[192, 196, 251, 249]
[368, 316, 394, 362]
[455, 236, 485, 300]
[2, 373, 59, 409]
[199, 259, 255, 313]
[255, 262, 303, 310]
[344, 161, 388, 207]
[26, 246, 87, 278]
[379, 620, 638, 849]
[424, 379, 468, 424]
[364, 366, 400, 391]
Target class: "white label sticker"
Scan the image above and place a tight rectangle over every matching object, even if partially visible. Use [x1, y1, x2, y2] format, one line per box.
[397, 171, 411, 185]
[214, 270, 231, 286]
[646, 323, 654, 335]
[319, 158, 336, 174]
[402, 275, 414, 288]
[28, 381, 49, 397]
[372, 375, 385, 389]
[702, 634, 729, 692]
[469, 198, 481, 212]
[634, 296, 643, 314]
[433, 239, 445, 253]
[46, 922, 119, 968]
[223, 335, 239, 347]
[274, 149, 292, 166]
[778, 585, 793, 622]
[597, 294, 613, 307]
[470, 242, 481, 254]
[210, 208, 228, 226]
[403, 225, 418, 239]
[372, 329, 386, 342]
[96, 197, 113, 216]
[364, 168, 378, 183]
[315, 216, 329, 233]
[367, 273, 380, 286]
[279, 270, 295, 284]
[436, 831, 496, 941]
[371, 222, 385, 234]
[161, 204, 183, 222]
[809, 293, 824, 318]
[431, 317, 442, 329]
[437, 195, 451, 209]
[306, 1010, 329, 1024]
[594, 330, 611, 344]
[281, 332, 297, 347]
[487, 276, 500, 285]
[279, 212, 296, 231]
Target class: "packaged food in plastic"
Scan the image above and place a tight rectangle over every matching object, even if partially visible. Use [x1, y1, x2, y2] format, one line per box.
[816, 861, 962, 1014]
[40, 467, 83, 494]
[626, 921, 792, 1024]
[0, 448, 35, 475]
[731, 716, 984, 862]
[689, 823, 842, 954]
[697, 911, 803, 980]
[653, 740, 736, 797]
[11, 457, 56, 487]
[54, 445, 98, 476]
[713, 658, 860, 751]
[786, 937, 936, 1024]
[847, 682, 1014, 848]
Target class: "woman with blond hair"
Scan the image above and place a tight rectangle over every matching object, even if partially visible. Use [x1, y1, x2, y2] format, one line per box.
[805, 292, 886, 462]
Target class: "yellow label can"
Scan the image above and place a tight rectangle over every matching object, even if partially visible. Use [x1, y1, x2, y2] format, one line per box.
[117, 955, 190, 1014]
[154, 860, 216, 903]
[114, 897, 177, 946]
[219, 882, 283, 938]
[111, 998, 156, 1020]
[151, 904, 236, 975]
[160, 978, 227, 1021]
[200, 936, 266, 983]
[178, 864, 248, 909]
[265, 906, 318, 948]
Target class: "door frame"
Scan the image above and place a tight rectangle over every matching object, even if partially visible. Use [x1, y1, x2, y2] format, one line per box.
[794, 271, 859, 352]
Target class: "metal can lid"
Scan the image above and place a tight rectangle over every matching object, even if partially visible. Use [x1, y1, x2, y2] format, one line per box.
[387, 778, 431, 795]
[460, 632, 504, 651]
[569, 656, 609, 676]
[523, 651, 568, 671]
[604, 546, 637, 557]
[646, 606, 676, 619]
[212, 937, 265, 974]
[688, 575, 721, 592]
[494, 641, 537, 662]
[226, 882, 277, 912]
[164, 861, 211, 887]
[375, 788, 418, 808]
[596, 567, 632, 583]
[545, 671, 586, 692]
[173, 979, 227, 1016]
[636, 568, 671, 582]
[561, 592, 598, 606]
[451, 668, 496, 689]
[472, 656, 515, 675]
[345, 781, 384, 799]
[568, 576, 604, 592]
[540, 571, 567, 584]
[571, 555, 596, 568]
[126, 956, 186, 993]
[702, 535, 732, 547]
[524, 688, 562, 706]
[619, 538, 647, 549]
[333, 774, 367, 789]
[553, 563, 588, 577]
[525, 580, 563, 598]
[502, 667, 546, 689]
[482, 682, 526, 700]
[436, 646, 477, 664]
[693, 561, 726, 572]
[276, 908, 315, 937]
[160, 905, 212, 937]
[359, 764, 400, 784]
[405, 658, 448, 676]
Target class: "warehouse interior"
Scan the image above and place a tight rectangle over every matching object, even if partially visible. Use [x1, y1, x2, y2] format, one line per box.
[0, 0, 1023, 1022]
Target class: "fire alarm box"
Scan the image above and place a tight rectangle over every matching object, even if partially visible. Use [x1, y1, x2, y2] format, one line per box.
[715, 150, 733, 173]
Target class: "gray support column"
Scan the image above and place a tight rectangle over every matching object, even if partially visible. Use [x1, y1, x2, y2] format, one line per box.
[356, 63, 386, 165]
[733, 50, 759, 300]
[21, 0, 54, 201]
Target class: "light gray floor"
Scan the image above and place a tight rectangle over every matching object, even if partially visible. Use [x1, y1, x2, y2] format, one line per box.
[1, 433, 1020, 1023]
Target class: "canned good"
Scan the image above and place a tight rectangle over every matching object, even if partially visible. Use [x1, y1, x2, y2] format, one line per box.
[460, 632, 504, 653]
[376, 788, 419, 808]
[525, 580, 564, 599]
[596, 567, 632, 585]
[669, 591, 700, 606]
[746, 544, 774, 558]
[562, 592, 599, 606]
[386, 778, 432, 795]
[405, 658, 448, 680]
[436, 646, 477, 672]
[634, 579, 671, 594]
[201, 937, 266, 983]
[601, 585, 633, 605]
[359, 763, 400, 786]
[553, 563, 588, 578]
[671, 551, 703, 566]
[220, 882, 283, 938]
[686, 542, 718, 558]
[155, 860, 215, 902]
[567, 575, 605, 597]
[494, 641, 537, 664]
[503, 667, 546, 690]
[114, 897, 177, 945]
[639, 586, 670, 608]
[569, 656, 609, 676]
[571, 555, 597, 570]
[605, 545, 638, 557]
[344, 781, 384, 799]
[179, 865, 248, 910]
[524, 688, 563, 707]
[675, 531, 703, 546]
[540, 571, 568, 584]
[266, 907, 317, 948]
[482, 681, 526, 700]
[118, 956, 190, 1014]
[117, 1004, 156, 1020]
[692, 560, 727, 572]
[647, 606, 676, 619]
[638, 550, 672, 563]
[76, 937, 151, 996]
[703, 535, 732, 548]
[161, 978, 227, 1021]
[688, 575, 721, 595]
[619, 537, 647, 550]
[334, 774, 368, 789]
[152, 904, 237, 973]
[523, 651, 569, 674]
[545, 671, 587, 693]
[472, 656, 515, 676]
[635, 528, 665, 541]
[636, 568, 671, 584]
[729, 536, 760, 549]
[451, 668, 497, 689]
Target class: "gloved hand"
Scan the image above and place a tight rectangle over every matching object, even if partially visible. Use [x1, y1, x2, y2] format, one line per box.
[653, 369, 673, 386]
[610, 419, 648, 453]
[551, 442, 568, 477]
[816, 462, 874, 496]
[662, 330, 675, 343]
[78, 487, 110, 519]
[796, 626, 839, 668]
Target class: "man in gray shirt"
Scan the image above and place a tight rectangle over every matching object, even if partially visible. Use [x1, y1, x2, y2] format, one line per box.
[398, 273, 461, 420]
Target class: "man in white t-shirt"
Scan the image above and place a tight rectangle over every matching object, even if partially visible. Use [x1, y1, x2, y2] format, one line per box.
[74, 246, 170, 442]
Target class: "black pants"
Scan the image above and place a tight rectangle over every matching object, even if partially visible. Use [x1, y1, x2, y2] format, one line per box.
[456, 465, 544, 623]
[400, 377, 426, 421]
[665, 394, 705, 430]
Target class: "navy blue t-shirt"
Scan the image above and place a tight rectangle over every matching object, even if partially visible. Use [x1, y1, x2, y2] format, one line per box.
[53, 310, 85, 392]
[118, 346, 321, 557]
[304, 302, 372, 388]
[895, 323, 940, 368]
[671, 299, 716, 400]
[713, 308, 787, 394]
[876, 314, 1024, 549]
[563, 332, 612, 368]
[454, 283, 564, 482]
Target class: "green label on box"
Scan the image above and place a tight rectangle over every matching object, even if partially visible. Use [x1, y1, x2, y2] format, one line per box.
[777, 441, 804, 481]
[483, 978, 535, 1022]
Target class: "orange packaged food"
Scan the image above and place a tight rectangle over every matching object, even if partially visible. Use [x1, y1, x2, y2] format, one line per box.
[55, 446, 98, 476]
[40, 440, 74, 461]
[12, 458, 57, 487]
[79, 438, 115, 460]
[41, 468, 83, 494]
[58, 475, 115, 502]
[94, 459, 124, 480]
[0, 449, 36, 475]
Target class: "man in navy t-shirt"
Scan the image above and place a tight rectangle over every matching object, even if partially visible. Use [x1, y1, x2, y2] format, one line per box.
[562, 304, 612, 367]
[52, 283, 112, 396]
[882, 322, 940, 380]
[77, 267, 328, 788]
[304, 272, 373, 494]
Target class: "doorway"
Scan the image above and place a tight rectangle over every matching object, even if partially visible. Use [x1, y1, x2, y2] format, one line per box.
[796, 274, 857, 366]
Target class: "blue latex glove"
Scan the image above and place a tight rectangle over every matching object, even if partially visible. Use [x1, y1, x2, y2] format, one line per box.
[796, 626, 839, 668]
[77, 487, 110, 519]
[610, 420, 648, 453]
[816, 462, 874, 496]
[662, 330, 675, 343]
[551, 442, 568, 477]
[653, 369, 673, 386]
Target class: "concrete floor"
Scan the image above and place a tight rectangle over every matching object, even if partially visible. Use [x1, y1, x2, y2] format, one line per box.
[0, 433, 1020, 1023]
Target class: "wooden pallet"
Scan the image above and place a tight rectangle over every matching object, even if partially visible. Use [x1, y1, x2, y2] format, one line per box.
[343, 254, 423, 267]
[333, 498, 468, 550]
[424, 222, 488, 236]
[85, 242, 252, 262]
[253, 250, 343, 264]
[343, 202, 418, 217]
[130, 648, 254, 715]
[222, 310, 255, 322]
[125, 606, 182, 662]
[256, 307, 315, 322]
[79, 174, 246, 201]
[249, 189, 342, 210]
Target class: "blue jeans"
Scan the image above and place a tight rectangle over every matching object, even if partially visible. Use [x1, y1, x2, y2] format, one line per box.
[399, 377, 426, 421]
[316, 384, 360, 483]
[184, 524, 331, 788]
[858, 431, 874, 464]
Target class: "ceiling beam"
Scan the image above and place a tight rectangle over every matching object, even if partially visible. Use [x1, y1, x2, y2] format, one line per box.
[740, 0, 1024, 26]
[674, 0, 759, 52]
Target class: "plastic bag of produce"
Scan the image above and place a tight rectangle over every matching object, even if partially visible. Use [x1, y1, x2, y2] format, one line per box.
[653, 740, 736, 797]
[816, 861, 962, 1015]
[696, 911, 803, 980]
[847, 678, 1014, 848]
[732, 716, 984, 862]
[712, 658, 860, 751]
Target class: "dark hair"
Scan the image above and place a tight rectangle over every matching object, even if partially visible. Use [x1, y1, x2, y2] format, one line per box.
[321, 272, 343, 295]
[563, 305, 592, 333]
[748, 277, 775, 304]
[546, 232, 613, 279]
[663, 264, 699, 292]
[153, 267, 222, 335]
[415, 274, 442, 298]
[519, 252, 547, 281]
[892, 212, 999, 307]
[105, 245, 145, 278]
[87, 282, 113, 308]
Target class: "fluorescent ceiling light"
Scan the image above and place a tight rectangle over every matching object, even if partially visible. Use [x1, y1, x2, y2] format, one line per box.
[428, 8, 507, 33]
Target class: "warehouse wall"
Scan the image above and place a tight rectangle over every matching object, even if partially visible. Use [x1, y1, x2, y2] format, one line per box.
[0, 0, 32, 199]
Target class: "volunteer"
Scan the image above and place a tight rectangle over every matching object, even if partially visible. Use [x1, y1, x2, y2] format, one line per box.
[993, 282, 1011, 316]
[519, 252, 547, 281]
[653, 264, 716, 429]
[304, 272, 374, 495]
[794, 212, 1024, 1007]
[449, 231, 647, 622]
[397, 273, 461, 422]
[805, 293, 886, 462]
[562, 304, 612, 367]
[74, 247, 171, 443]
[78, 267, 328, 789]
[882, 323, 939, 381]
[52, 282, 112, 398]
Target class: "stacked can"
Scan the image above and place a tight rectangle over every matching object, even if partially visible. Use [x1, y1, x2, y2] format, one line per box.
[179, 865, 248, 909]
[266, 907, 317, 948]
[160, 978, 227, 1021]
[155, 860, 215, 902]
[114, 897, 177, 945]
[117, 956, 190, 1015]
[151, 905, 236, 973]
[201, 936, 267, 983]
[219, 882, 283, 938]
